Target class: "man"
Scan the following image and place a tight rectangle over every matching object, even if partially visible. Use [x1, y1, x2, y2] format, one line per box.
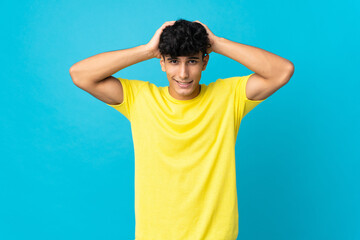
[70, 19, 294, 240]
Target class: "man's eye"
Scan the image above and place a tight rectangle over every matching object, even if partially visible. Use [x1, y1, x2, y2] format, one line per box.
[169, 60, 197, 64]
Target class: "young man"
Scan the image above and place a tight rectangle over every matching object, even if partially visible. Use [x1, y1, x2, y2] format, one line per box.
[70, 19, 294, 240]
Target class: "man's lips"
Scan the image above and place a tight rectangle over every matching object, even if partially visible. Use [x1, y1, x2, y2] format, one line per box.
[174, 80, 193, 83]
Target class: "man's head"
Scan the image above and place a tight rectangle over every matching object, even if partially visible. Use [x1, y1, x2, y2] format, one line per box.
[159, 19, 211, 100]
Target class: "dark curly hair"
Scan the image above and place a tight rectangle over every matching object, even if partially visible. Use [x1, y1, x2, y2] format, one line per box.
[159, 18, 211, 60]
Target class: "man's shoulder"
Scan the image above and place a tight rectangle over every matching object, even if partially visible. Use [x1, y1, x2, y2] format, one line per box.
[119, 78, 151, 88]
[210, 76, 237, 88]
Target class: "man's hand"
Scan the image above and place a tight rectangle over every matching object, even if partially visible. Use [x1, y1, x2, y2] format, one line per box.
[145, 21, 176, 59]
[193, 20, 220, 54]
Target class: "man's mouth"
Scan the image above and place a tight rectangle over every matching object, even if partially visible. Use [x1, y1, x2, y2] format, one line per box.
[175, 80, 193, 84]
[174, 79, 193, 88]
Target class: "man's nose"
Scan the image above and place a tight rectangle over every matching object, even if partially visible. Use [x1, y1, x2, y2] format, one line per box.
[179, 64, 189, 80]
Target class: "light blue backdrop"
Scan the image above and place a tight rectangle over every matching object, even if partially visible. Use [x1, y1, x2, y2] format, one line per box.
[1, 0, 359, 239]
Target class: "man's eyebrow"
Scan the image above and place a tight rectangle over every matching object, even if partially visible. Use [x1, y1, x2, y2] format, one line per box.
[166, 57, 200, 60]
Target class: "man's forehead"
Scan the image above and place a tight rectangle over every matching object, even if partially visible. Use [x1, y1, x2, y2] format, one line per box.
[165, 53, 202, 60]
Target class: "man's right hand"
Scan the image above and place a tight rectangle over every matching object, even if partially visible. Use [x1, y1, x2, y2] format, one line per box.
[145, 21, 176, 59]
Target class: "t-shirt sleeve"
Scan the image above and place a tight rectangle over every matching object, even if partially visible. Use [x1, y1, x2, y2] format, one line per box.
[106, 77, 146, 121]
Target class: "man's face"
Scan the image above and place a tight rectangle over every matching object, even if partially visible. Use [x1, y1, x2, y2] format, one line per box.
[160, 52, 209, 100]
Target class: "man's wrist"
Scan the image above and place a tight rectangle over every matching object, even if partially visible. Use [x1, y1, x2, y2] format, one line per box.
[142, 44, 156, 59]
[212, 36, 224, 54]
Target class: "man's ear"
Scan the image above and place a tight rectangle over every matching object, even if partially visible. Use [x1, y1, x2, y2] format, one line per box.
[160, 56, 166, 72]
[202, 54, 210, 71]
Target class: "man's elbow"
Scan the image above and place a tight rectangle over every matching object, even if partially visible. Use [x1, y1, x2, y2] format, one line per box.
[69, 65, 82, 85]
[281, 61, 295, 83]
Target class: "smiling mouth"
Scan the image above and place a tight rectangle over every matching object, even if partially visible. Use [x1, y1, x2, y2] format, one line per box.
[174, 79, 193, 88]
[175, 80, 193, 84]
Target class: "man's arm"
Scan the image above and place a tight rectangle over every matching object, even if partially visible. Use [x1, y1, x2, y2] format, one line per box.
[69, 45, 153, 105]
[70, 45, 153, 85]
[213, 38, 294, 81]
[195, 20, 294, 101]
[69, 21, 176, 105]
[214, 38, 294, 101]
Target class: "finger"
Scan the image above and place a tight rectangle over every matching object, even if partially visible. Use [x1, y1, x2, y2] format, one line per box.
[194, 20, 204, 26]
[162, 21, 175, 28]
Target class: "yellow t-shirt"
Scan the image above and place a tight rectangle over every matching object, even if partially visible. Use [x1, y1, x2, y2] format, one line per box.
[107, 73, 266, 240]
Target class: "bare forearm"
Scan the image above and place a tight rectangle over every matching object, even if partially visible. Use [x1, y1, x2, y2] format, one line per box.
[70, 44, 152, 83]
[213, 37, 293, 79]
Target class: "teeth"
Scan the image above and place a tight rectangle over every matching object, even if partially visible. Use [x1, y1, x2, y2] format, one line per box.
[177, 80, 192, 85]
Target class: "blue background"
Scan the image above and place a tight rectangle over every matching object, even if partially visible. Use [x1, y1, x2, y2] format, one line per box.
[1, 0, 359, 239]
